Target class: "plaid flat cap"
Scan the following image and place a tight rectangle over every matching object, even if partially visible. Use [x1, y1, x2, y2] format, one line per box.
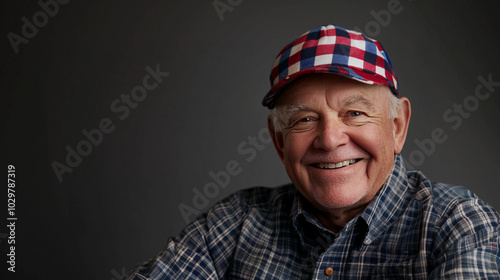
[262, 24, 399, 108]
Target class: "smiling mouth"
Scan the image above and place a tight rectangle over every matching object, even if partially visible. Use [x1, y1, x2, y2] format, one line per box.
[312, 159, 362, 170]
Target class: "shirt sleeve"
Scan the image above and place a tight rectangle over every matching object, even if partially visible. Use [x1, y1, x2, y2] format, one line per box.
[121, 189, 254, 280]
[122, 217, 220, 280]
[429, 197, 500, 279]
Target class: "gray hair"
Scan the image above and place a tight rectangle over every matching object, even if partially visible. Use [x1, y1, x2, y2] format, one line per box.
[269, 88, 401, 133]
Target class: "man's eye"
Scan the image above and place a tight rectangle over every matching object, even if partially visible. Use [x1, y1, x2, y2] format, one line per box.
[349, 111, 362, 117]
[299, 117, 312, 122]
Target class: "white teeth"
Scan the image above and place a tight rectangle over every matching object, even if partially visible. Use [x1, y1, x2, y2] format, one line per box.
[317, 159, 358, 169]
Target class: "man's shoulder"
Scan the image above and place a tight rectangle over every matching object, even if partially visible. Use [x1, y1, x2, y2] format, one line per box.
[406, 169, 492, 208]
[208, 184, 296, 218]
[405, 169, 500, 233]
[171, 184, 296, 251]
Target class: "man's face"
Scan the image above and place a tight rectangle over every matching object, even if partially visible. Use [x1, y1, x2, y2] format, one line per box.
[270, 74, 409, 214]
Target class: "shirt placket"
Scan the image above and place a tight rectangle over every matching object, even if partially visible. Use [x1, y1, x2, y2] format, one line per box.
[311, 221, 357, 280]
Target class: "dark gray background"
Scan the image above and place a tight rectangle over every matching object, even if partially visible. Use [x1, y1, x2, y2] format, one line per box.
[2, 0, 500, 279]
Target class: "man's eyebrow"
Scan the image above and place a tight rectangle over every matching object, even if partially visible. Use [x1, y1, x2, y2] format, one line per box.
[280, 96, 375, 121]
[284, 104, 309, 116]
[343, 95, 374, 109]
[279, 104, 310, 123]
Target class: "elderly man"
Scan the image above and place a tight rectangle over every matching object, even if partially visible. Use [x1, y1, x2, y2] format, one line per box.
[125, 25, 500, 279]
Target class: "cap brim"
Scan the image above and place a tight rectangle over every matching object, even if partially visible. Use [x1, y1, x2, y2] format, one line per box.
[262, 65, 397, 109]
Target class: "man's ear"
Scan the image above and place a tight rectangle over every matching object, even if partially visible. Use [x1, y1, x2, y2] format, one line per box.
[268, 116, 285, 161]
[393, 97, 411, 154]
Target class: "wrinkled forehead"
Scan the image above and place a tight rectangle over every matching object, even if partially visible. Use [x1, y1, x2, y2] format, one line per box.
[275, 73, 390, 110]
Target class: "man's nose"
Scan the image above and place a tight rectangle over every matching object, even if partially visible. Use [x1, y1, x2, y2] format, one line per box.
[313, 119, 349, 151]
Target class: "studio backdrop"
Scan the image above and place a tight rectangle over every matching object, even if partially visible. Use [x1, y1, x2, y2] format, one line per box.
[2, 0, 500, 278]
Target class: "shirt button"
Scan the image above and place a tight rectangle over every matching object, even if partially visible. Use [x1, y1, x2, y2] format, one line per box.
[325, 267, 334, 276]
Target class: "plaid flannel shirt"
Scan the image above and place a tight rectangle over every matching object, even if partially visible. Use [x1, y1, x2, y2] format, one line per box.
[124, 154, 500, 279]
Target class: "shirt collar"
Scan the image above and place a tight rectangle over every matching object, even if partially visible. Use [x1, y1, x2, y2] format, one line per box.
[359, 154, 412, 244]
[291, 190, 337, 248]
